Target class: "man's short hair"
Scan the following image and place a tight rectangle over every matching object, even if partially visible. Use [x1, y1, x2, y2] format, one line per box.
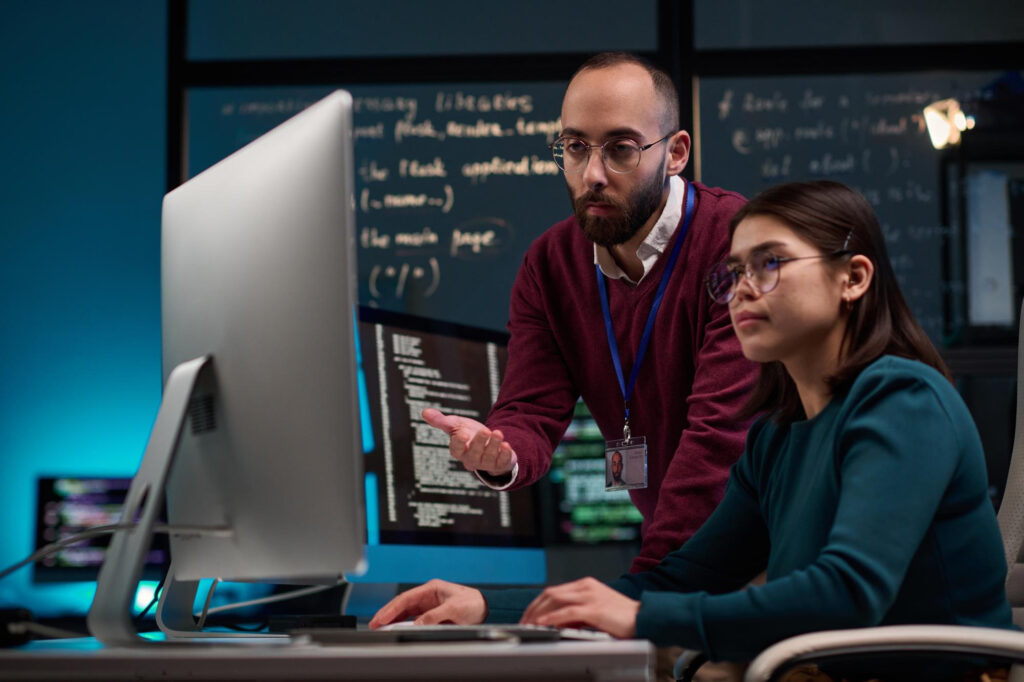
[571, 52, 680, 132]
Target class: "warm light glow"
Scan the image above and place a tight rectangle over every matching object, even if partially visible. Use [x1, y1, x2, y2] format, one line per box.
[923, 98, 966, 149]
[924, 108, 952, 148]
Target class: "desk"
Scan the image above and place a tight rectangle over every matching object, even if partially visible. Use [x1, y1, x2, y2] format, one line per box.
[0, 636, 655, 681]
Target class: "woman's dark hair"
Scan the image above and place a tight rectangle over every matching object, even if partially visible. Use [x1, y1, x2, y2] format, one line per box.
[730, 180, 951, 423]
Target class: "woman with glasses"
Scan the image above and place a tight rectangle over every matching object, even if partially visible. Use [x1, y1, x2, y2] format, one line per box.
[372, 180, 1012, 664]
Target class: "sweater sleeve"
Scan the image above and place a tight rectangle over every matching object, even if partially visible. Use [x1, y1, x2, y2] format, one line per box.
[626, 373, 964, 662]
[484, 248, 579, 487]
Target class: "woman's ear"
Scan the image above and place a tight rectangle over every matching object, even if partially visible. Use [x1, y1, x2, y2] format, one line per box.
[843, 254, 874, 303]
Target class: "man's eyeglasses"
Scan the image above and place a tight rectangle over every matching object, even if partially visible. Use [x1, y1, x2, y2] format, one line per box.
[549, 134, 671, 175]
[706, 246, 853, 305]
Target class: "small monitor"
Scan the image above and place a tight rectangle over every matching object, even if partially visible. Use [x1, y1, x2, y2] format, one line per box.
[34, 477, 168, 583]
[88, 90, 365, 644]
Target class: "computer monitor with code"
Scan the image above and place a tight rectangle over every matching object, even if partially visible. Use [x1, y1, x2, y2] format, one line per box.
[356, 308, 544, 584]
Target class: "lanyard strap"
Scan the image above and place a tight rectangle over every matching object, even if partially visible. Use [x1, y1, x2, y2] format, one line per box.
[596, 182, 696, 439]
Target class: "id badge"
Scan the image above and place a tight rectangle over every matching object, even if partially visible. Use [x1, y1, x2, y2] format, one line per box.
[604, 437, 648, 491]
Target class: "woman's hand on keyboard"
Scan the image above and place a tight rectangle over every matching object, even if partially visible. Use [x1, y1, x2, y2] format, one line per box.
[368, 579, 487, 629]
[519, 577, 639, 639]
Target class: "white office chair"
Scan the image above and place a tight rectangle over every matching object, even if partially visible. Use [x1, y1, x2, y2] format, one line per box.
[743, 298, 1024, 682]
[744, 625, 1024, 682]
[1000, 296, 1024, 628]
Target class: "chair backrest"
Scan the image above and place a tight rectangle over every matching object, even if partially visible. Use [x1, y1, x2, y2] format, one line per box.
[997, 297, 1024, 626]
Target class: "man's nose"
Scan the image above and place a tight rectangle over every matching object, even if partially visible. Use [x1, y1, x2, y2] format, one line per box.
[581, 148, 607, 189]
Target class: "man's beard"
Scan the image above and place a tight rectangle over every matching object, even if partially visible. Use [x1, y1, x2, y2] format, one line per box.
[570, 171, 666, 248]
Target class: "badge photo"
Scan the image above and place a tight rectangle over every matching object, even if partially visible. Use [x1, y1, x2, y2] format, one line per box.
[604, 438, 648, 491]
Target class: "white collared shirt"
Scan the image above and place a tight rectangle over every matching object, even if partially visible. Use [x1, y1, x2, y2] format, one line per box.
[593, 175, 686, 285]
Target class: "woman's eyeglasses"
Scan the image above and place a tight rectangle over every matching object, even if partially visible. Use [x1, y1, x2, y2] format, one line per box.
[706, 247, 853, 304]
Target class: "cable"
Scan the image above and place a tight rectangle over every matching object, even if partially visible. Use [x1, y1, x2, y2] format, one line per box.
[198, 582, 345, 619]
[0, 523, 232, 582]
[195, 578, 221, 631]
[1, 522, 343, 637]
[134, 574, 166, 624]
[0, 523, 132, 582]
[339, 581, 352, 616]
[6, 621, 87, 640]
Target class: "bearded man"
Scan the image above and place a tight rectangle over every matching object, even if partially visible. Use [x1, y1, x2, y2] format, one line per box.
[422, 52, 756, 573]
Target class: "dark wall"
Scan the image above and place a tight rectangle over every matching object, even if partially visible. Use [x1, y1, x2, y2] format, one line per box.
[0, 0, 166, 614]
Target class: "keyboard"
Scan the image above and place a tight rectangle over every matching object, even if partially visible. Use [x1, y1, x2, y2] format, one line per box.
[292, 623, 614, 645]
[380, 622, 614, 642]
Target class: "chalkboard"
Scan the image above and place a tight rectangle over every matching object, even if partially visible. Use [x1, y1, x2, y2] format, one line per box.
[697, 71, 998, 342]
[188, 82, 570, 332]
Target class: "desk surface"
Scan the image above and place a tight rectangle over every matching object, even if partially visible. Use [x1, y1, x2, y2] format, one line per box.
[0, 636, 654, 682]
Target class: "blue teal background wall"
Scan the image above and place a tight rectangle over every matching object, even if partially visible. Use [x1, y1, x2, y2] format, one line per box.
[0, 1, 167, 615]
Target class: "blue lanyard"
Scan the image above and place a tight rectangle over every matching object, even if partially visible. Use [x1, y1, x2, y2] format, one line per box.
[596, 182, 695, 441]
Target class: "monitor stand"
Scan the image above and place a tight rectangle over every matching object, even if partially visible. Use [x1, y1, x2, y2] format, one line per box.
[87, 356, 213, 646]
[153, 563, 282, 639]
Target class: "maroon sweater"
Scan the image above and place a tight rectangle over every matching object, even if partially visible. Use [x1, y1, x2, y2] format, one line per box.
[487, 182, 757, 572]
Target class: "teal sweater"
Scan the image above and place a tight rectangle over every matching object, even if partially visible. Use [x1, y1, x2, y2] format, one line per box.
[484, 356, 1013, 660]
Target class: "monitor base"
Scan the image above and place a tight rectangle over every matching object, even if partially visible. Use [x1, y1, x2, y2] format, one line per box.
[87, 356, 212, 646]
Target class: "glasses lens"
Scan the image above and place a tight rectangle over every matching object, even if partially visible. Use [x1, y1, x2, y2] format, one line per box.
[604, 139, 642, 173]
[552, 137, 587, 173]
[706, 262, 737, 303]
[751, 252, 782, 294]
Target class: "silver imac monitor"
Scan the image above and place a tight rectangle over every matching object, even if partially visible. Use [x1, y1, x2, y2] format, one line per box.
[87, 90, 366, 645]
